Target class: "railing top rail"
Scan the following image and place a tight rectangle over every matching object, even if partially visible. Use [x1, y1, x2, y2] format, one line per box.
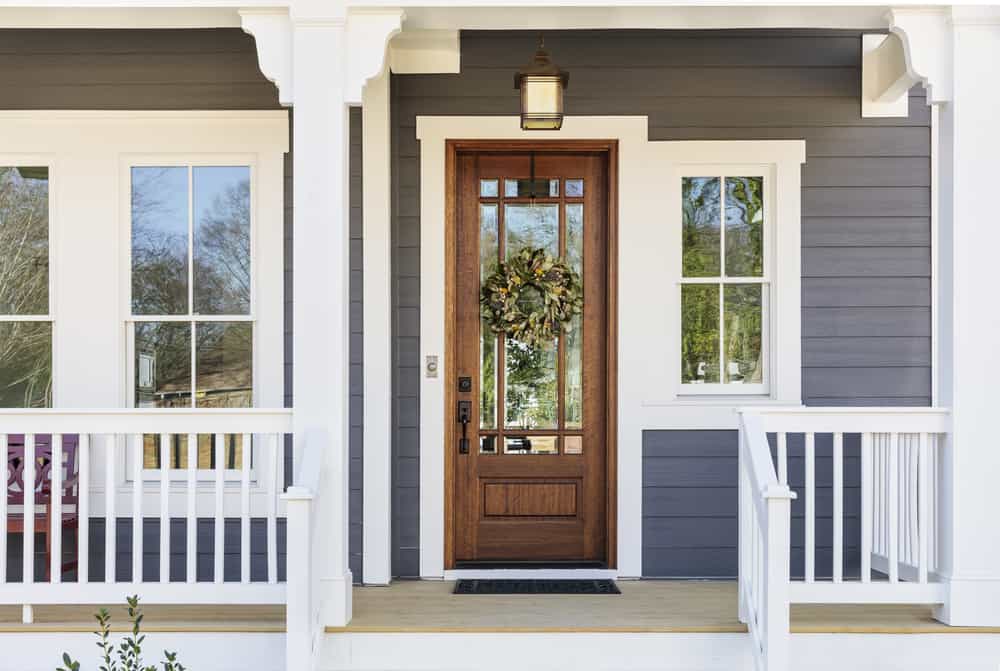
[0, 408, 293, 434]
[739, 406, 951, 434]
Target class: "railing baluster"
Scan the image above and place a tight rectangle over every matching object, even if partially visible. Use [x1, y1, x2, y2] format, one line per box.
[918, 432, 931, 583]
[159, 433, 170, 584]
[804, 432, 815, 583]
[78, 434, 90, 585]
[877, 434, 885, 557]
[832, 432, 843, 583]
[131, 434, 143, 583]
[186, 433, 197, 583]
[0, 434, 7, 585]
[50, 433, 63, 583]
[240, 433, 252, 584]
[105, 435, 116, 584]
[888, 432, 899, 583]
[906, 434, 923, 564]
[776, 432, 787, 485]
[860, 432, 872, 583]
[214, 433, 225, 584]
[23, 434, 35, 585]
[267, 433, 278, 584]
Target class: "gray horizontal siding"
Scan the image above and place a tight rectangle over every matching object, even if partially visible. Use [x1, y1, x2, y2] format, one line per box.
[394, 30, 931, 578]
[349, 106, 364, 582]
[643, 431, 862, 579]
[0, 29, 280, 109]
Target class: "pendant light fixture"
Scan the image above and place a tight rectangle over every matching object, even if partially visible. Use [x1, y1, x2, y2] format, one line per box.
[514, 34, 569, 131]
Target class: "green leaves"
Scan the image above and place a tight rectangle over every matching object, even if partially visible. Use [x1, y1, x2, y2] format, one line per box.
[480, 247, 583, 347]
[57, 596, 186, 671]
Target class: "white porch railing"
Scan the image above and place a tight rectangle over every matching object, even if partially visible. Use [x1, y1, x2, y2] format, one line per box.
[738, 407, 951, 671]
[0, 408, 293, 622]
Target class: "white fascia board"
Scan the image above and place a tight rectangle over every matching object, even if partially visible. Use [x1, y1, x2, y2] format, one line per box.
[0, 3, 889, 31]
[395, 5, 890, 31]
[0, 6, 254, 29]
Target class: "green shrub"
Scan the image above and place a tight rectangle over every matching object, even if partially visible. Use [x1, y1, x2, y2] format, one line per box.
[56, 595, 186, 671]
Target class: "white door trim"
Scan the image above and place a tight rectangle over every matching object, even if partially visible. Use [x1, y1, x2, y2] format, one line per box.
[415, 115, 804, 579]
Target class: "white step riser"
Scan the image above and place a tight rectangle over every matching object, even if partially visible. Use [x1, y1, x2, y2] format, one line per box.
[322, 632, 1000, 671]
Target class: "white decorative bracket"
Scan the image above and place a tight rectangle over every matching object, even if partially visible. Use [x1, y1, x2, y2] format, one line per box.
[345, 8, 406, 105]
[861, 33, 915, 117]
[240, 8, 294, 107]
[888, 7, 953, 105]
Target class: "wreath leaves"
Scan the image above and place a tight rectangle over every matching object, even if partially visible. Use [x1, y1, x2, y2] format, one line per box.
[480, 247, 583, 347]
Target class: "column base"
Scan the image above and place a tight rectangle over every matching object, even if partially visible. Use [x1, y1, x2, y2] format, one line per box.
[319, 571, 354, 627]
[934, 576, 1000, 626]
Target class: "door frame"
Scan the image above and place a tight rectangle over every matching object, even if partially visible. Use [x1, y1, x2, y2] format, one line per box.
[442, 139, 619, 570]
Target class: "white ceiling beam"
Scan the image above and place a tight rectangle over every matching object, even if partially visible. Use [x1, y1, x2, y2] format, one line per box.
[389, 29, 460, 75]
[861, 33, 917, 118]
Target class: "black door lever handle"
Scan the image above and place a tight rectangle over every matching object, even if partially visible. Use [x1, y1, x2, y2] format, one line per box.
[457, 401, 472, 454]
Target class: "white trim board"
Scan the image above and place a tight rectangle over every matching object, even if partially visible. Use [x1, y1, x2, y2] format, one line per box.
[415, 115, 804, 579]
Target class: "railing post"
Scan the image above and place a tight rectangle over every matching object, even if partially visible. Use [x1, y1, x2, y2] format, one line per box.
[283, 486, 314, 671]
[737, 421, 748, 624]
[763, 487, 793, 671]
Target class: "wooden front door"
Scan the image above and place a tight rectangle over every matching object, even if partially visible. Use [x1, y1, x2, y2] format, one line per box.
[450, 144, 613, 566]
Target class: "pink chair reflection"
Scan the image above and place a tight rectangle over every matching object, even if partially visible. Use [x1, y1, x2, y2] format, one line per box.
[5, 435, 80, 580]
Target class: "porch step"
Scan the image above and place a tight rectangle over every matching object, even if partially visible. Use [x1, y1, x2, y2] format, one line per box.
[320, 631, 752, 671]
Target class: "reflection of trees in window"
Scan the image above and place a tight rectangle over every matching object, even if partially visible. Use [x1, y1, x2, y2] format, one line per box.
[194, 171, 251, 315]
[505, 338, 558, 429]
[131, 167, 188, 315]
[680, 175, 765, 387]
[131, 166, 252, 411]
[0, 167, 51, 407]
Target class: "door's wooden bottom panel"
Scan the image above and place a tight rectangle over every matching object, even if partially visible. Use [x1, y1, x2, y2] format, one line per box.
[483, 481, 578, 517]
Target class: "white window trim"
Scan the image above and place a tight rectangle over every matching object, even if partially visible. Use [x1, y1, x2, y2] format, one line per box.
[675, 164, 774, 397]
[648, 141, 804, 407]
[0, 155, 57, 406]
[0, 111, 288, 497]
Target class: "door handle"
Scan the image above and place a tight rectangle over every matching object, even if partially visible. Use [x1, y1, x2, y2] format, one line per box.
[457, 401, 472, 454]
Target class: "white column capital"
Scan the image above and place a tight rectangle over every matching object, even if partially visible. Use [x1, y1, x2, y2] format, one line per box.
[241, 6, 403, 106]
[887, 6, 953, 104]
[345, 8, 405, 104]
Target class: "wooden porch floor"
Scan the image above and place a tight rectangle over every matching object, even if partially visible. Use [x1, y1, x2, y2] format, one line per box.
[3, 581, 999, 635]
[332, 580, 1000, 635]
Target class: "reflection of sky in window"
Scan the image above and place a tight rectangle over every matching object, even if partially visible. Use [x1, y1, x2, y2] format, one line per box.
[132, 167, 187, 239]
[193, 167, 249, 227]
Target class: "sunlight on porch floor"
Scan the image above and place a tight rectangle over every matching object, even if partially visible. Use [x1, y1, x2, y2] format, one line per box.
[330, 580, 1000, 635]
[0, 604, 285, 632]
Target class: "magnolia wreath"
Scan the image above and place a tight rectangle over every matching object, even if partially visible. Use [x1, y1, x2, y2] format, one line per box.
[479, 247, 583, 346]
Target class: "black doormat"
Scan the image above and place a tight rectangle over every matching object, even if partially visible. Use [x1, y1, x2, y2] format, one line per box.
[454, 579, 620, 595]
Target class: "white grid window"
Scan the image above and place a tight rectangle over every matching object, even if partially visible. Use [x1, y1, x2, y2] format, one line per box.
[679, 173, 769, 395]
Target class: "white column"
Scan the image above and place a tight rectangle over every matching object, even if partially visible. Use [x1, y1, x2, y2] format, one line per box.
[931, 8, 1000, 626]
[362, 69, 393, 585]
[291, 15, 353, 625]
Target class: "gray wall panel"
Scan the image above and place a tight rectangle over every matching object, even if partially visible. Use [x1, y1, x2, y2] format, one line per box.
[394, 30, 931, 578]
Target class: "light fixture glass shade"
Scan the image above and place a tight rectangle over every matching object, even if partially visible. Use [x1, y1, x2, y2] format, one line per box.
[519, 75, 564, 130]
[515, 37, 568, 131]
